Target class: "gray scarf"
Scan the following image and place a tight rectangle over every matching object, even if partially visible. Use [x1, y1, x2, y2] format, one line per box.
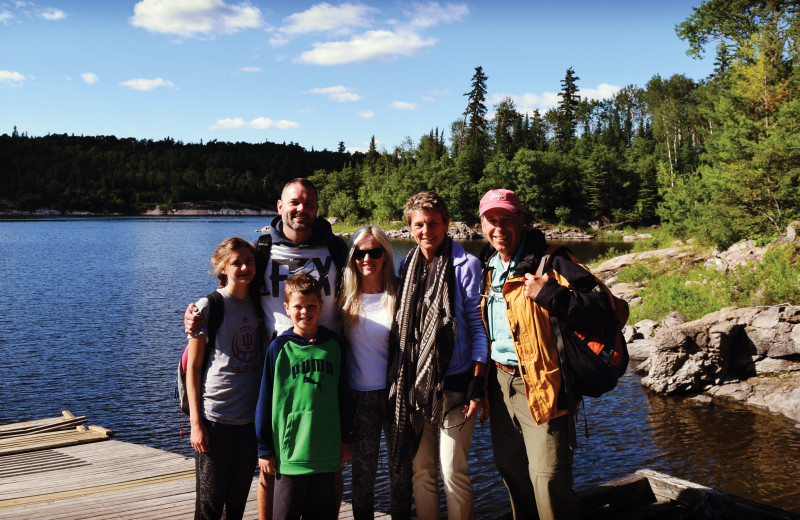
[387, 237, 456, 470]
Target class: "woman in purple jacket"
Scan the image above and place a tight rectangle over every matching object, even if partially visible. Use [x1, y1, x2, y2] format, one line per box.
[386, 191, 489, 520]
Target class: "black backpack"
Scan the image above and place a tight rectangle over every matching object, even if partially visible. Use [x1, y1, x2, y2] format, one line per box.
[537, 245, 630, 400]
[174, 291, 224, 415]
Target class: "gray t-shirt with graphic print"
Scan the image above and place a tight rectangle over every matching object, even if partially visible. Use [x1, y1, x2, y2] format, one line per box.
[193, 288, 263, 425]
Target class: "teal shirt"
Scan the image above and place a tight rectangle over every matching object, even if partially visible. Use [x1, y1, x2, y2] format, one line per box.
[487, 236, 526, 366]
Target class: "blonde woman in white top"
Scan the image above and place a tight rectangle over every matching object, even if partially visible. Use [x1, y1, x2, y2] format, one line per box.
[335, 226, 400, 520]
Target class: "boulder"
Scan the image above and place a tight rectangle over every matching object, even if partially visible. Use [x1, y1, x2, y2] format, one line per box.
[592, 246, 705, 283]
[634, 319, 659, 338]
[627, 338, 655, 360]
[660, 312, 685, 329]
[609, 282, 639, 302]
[623, 324, 637, 343]
[641, 305, 800, 407]
[787, 220, 799, 242]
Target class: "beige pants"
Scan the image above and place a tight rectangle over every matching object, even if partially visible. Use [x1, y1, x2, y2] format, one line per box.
[411, 389, 475, 520]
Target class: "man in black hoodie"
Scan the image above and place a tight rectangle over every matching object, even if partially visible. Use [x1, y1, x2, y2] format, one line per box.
[184, 178, 347, 520]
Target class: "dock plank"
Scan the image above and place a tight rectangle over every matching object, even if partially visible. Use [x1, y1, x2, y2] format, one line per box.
[0, 439, 388, 519]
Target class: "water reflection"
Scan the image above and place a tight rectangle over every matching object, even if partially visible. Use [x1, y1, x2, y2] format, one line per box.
[645, 394, 800, 512]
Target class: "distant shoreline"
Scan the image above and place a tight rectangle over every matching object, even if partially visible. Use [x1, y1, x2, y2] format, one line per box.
[0, 202, 277, 218]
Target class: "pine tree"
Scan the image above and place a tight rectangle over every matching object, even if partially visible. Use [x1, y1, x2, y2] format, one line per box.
[554, 67, 581, 151]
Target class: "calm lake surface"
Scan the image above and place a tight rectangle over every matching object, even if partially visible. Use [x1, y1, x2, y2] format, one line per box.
[1, 217, 798, 515]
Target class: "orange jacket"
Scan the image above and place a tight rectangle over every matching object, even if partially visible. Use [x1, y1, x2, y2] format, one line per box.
[480, 231, 613, 425]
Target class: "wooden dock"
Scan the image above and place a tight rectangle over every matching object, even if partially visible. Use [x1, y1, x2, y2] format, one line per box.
[0, 412, 387, 519]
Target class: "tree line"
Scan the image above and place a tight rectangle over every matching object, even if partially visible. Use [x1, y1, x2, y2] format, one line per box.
[309, 0, 799, 249]
[0, 132, 359, 214]
[4, 1, 799, 249]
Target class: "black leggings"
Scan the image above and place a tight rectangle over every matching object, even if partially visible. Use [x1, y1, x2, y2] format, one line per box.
[273, 472, 338, 519]
[195, 420, 257, 520]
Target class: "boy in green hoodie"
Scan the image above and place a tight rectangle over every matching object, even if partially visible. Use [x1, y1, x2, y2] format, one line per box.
[255, 273, 353, 519]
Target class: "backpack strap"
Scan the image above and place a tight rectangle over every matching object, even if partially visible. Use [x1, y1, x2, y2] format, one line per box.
[205, 290, 225, 351]
[256, 233, 272, 257]
[535, 244, 564, 277]
[537, 246, 582, 445]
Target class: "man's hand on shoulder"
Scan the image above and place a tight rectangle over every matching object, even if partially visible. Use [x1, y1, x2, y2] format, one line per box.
[184, 303, 204, 334]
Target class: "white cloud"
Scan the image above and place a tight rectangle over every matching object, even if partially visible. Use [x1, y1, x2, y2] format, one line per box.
[2, 3, 67, 23]
[356, 111, 374, 118]
[298, 29, 436, 65]
[282, 2, 467, 65]
[391, 101, 417, 110]
[81, 72, 99, 84]
[39, 7, 65, 20]
[404, 2, 468, 31]
[0, 8, 15, 24]
[130, 0, 262, 38]
[305, 85, 361, 102]
[238, 66, 262, 73]
[488, 83, 622, 114]
[579, 83, 622, 101]
[0, 70, 25, 86]
[209, 117, 300, 130]
[420, 89, 450, 101]
[274, 2, 376, 42]
[489, 92, 560, 111]
[120, 77, 176, 91]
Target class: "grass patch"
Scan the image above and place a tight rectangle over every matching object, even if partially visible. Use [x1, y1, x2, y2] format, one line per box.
[624, 243, 800, 324]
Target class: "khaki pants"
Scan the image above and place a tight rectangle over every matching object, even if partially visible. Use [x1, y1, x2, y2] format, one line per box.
[489, 367, 578, 520]
[411, 389, 475, 520]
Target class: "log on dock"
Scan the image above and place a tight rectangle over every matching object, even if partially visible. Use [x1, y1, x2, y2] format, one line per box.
[0, 411, 112, 456]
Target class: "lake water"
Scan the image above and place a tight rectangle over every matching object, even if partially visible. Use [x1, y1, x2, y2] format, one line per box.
[1, 217, 798, 515]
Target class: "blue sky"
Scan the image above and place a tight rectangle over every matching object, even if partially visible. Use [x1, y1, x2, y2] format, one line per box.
[1, 0, 713, 153]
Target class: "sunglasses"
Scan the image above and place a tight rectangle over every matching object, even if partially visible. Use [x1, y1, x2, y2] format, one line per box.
[352, 247, 384, 260]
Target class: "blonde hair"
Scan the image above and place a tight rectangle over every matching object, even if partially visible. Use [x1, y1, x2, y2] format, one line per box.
[210, 237, 257, 288]
[403, 190, 450, 227]
[335, 226, 398, 335]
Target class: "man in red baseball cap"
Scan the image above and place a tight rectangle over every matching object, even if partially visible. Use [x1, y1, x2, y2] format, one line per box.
[477, 189, 611, 519]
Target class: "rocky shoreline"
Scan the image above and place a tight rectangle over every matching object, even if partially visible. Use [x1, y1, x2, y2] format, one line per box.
[597, 225, 800, 427]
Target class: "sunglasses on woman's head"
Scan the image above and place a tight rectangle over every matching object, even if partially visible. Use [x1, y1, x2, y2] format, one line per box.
[352, 247, 384, 260]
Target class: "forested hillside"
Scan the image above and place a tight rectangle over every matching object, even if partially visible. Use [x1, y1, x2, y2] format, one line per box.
[4, 1, 799, 249]
[0, 133, 358, 214]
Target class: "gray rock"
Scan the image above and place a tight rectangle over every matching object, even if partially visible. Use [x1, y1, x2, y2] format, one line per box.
[641, 304, 800, 423]
[627, 338, 655, 360]
[704, 257, 728, 271]
[623, 324, 638, 343]
[755, 357, 800, 376]
[634, 319, 659, 338]
[610, 282, 638, 302]
[788, 220, 799, 242]
[660, 312, 685, 329]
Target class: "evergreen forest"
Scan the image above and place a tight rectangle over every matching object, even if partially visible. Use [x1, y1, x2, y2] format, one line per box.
[3, 0, 800, 249]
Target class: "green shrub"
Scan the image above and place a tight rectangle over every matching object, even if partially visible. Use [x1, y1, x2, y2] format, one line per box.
[734, 244, 800, 306]
[624, 244, 799, 324]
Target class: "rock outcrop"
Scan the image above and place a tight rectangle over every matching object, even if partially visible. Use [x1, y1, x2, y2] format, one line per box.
[639, 305, 800, 422]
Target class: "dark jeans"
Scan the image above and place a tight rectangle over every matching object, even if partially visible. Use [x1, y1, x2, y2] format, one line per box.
[195, 419, 257, 520]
